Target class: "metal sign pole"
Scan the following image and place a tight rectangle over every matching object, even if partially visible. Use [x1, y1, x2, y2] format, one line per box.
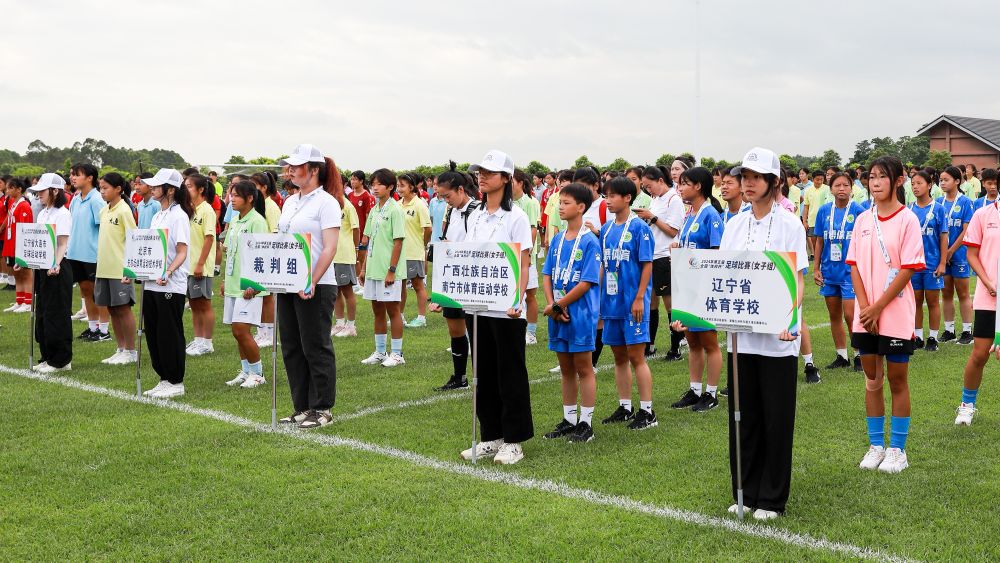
[135, 281, 145, 397]
[28, 284, 35, 370]
[271, 292, 279, 430]
[464, 304, 488, 464]
[732, 333, 745, 520]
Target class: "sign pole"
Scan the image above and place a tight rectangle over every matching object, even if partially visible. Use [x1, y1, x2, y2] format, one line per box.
[464, 304, 488, 463]
[732, 333, 745, 520]
[271, 293, 279, 430]
[135, 282, 144, 397]
[28, 286, 35, 370]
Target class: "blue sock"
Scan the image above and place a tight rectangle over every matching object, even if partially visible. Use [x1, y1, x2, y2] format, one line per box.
[248, 361, 262, 376]
[889, 416, 910, 450]
[527, 323, 537, 335]
[962, 387, 979, 405]
[866, 416, 885, 448]
[375, 334, 387, 354]
[241, 359, 250, 372]
[391, 338, 403, 356]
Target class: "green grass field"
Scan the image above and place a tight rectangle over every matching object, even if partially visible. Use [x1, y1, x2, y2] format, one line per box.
[0, 274, 997, 561]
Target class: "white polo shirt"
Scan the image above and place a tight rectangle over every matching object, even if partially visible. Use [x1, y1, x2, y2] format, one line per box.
[277, 188, 343, 286]
[648, 188, 685, 259]
[465, 203, 533, 319]
[146, 203, 191, 295]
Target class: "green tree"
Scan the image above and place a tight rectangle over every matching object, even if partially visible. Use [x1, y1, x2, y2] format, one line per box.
[11, 164, 44, 177]
[655, 153, 676, 167]
[700, 157, 717, 170]
[604, 157, 631, 172]
[679, 152, 696, 164]
[573, 155, 595, 169]
[925, 150, 952, 170]
[815, 149, 842, 170]
[226, 155, 247, 165]
[248, 156, 276, 165]
[523, 160, 550, 177]
[779, 154, 798, 171]
[897, 136, 930, 167]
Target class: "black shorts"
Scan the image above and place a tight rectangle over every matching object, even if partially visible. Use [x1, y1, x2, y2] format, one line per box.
[850, 332, 914, 356]
[973, 309, 996, 340]
[443, 306, 464, 319]
[66, 259, 97, 283]
[652, 257, 672, 297]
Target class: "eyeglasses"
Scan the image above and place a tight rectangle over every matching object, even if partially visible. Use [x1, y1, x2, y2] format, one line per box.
[477, 169, 498, 178]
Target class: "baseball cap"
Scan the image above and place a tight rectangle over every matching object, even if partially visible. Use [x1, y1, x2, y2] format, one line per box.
[142, 168, 184, 188]
[278, 144, 325, 166]
[468, 150, 514, 175]
[732, 147, 781, 177]
[27, 173, 66, 192]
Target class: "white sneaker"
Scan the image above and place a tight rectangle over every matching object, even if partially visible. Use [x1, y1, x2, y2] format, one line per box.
[955, 402, 977, 426]
[36, 362, 70, 374]
[225, 371, 250, 386]
[859, 445, 886, 470]
[254, 332, 273, 348]
[525, 332, 538, 345]
[381, 353, 406, 367]
[71, 307, 87, 320]
[493, 442, 524, 465]
[13, 303, 31, 313]
[240, 374, 266, 388]
[878, 447, 909, 474]
[143, 381, 171, 396]
[102, 351, 127, 365]
[679, 337, 689, 348]
[549, 365, 562, 373]
[460, 439, 503, 461]
[353, 284, 364, 295]
[152, 382, 185, 399]
[32, 361, 49, 371]
[752, 509, 780, 521]
[334, 325, 357, 338]
[727, 503, 754, 515]
[3, 303, 19, 313]
[185, 340, 199, 351]
[186, 342, 214, 356]
[330, 324, 345, 337]
[361, 351, 387, 365]
[108, 350, 137, 365]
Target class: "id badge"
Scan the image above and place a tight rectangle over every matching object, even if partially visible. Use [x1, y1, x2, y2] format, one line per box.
[884, 267, 902, 297]
[606, 272, 619, 295]
[830, 243, 842, 262]
[226, 254, 235, 276]
[554, 289, 566, 301]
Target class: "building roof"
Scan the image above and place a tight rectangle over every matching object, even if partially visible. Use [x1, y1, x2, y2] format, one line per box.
[917, 115, 1000, 152]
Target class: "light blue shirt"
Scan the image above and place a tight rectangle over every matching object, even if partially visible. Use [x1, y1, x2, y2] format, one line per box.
[429, 196, 448, 241]
[137, 197, 161, 229]
[66, 188, 104, 263]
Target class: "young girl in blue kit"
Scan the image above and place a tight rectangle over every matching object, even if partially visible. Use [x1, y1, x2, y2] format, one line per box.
[908, 171, 949, 351]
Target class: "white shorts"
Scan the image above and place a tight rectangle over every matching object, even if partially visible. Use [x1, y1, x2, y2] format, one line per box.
[223, 296, 263, 326]
[527, 264, 539, 290]
[363, 278, 402, 302]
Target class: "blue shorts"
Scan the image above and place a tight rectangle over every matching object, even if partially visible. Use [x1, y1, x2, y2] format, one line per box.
[911, 271, 944, 291]
[946, 261, 971, 279]
[548, 338, 594, 354]
[819, 281, 855, 299]
[602, 318, 650, 347]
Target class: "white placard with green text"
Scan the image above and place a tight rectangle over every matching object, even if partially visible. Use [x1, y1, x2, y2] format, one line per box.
[430, 241, 522, 312]
[14, 223, 56, 270]
[239, 233, 312, 293]
[124, 228, 169, 281]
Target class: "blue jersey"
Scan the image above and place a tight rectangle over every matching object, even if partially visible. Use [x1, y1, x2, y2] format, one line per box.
[66, 188, 105, 263]
[907, 201, 948, 271]
[721, 203, 750, 231]
[974, 196, 999, 212]
[858, 199, 872, 211]
[678, 204, 723, 249]
[599, 216, 653, 320]
[813, 201, 864, 284]
[542, 230, 603, 347]
[937, 194, 974, 264]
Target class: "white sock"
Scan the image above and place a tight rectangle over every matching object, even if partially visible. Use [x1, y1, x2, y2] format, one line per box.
[390, 338, 403, 355]
[335, 318, 345, 327]
[963, 322, 972, 333]
[579, 406, 594, 425]
[203, 338, 212, 345]
[690, 382, 703, 396]
[929, 329, 938, 339]
[945, 321, 955, 331]
[375, 334, 387, 354]
[619, 399, 632, 412]
[836, 348, 848, 360]
[80, 298, 86, 309]
[640, 400, 653, 414]
[262, 322, 274, 333]
[706, 385, 718, 398]
[915, 327, 925, 339]
[88, 320, 98, 331]
[563, 404, 578, 424]
[346, 319, 356, 328]
[803, 353, 814, 365]
[99, 322, 109, 334]
[415, 315, 426, 322]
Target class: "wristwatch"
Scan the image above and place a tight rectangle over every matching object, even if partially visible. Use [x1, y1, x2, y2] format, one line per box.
[388, 265, 397, 273]
[650, 216, 659, 225]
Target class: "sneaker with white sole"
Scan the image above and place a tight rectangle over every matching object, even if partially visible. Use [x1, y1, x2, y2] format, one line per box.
[753, 509, 780, 520]
[225, 371, 250, 386]
[727, 503, 755, 515]
[525, 332, 538, 345]
[240, 374, 266, 388]
[279, 411, 309, 424]
[32, 361, 50, 371]
[493, 442, 524, 465]
[102, 351, 127, 365]
[143, 381, 171, 396]
[298, 410, 332, 429]
[254, 333, 273, 348]
[955, 402, 977, 426]
[151, 382, 185, 399]
[330, 324, 345, 337]
[185, 340, 198, 351]
[381, 353, 405, 367]
[111, 351, 137, 365]
[13, 303, 31, 313]
[859, 445, 886, 470]
[460, 439, 503, 461]
[878, 448, 908, 474]
[186, 342, 214, 357]
[361, 351, 387, 365]
[548, 365, 562, 374]
[3, 303, 19, 313]
[71, 308, 87, 320]
[334, 325, 357, 338]
[36, 362, 70, 374]
[404, 317, 427, 328]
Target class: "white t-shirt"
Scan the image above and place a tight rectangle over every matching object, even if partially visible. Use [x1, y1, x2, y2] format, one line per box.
[719, 204, 808, 358]
[443, 198, 479, 243]
[582, 195, 609, 234]
[465, 203, 533, 319]
[36, 205, 72, 238]
[648, 188, 685, 259]
[146, 203, 191, 294]
[277, 188, 343, 286]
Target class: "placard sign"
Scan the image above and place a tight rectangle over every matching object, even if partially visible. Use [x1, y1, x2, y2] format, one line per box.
[670, 249, 801, 334]
[124, 228, 169, 281]
[430, 241, 521, 312]
[14, 223, 56, 270]
[239, 233, 312, 293]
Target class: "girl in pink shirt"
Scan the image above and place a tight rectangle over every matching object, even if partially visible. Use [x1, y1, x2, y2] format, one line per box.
[954, 200, 1000, 426]
[846, 156, 925, 475]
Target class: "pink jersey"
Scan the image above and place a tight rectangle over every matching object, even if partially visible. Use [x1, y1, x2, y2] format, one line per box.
[963, 203, 1000, 311]
[846, 205, 925, 340]
[778, 196, 795, 214]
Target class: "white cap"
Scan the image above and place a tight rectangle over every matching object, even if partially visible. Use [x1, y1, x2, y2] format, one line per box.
[142, 168, 183, 188]
[468, 150, 514, 175]
[278, 144, 325, 166]
[27, 173, 66, 192]
[732, 147, 781, 177]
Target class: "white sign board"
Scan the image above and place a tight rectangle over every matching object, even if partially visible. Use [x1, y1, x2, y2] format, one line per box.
[239, 233, 312, 294]
[430, 241, 521, 312]
[14, 223, 56, 270]
[124, 228, 169, 281]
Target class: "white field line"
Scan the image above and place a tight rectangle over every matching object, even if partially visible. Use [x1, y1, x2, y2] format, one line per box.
[1, 363, 914, 563]
[808, 322, 832, 330]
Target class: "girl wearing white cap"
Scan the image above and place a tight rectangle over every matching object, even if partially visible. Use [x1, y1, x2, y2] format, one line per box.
[718, 147, 807, 520]
[275, 144, 342, 429]
[459, 150, 534, 465]
[25, 174, 74, 373]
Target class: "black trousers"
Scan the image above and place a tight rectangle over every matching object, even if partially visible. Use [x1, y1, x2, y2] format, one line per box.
[278, 285, 337, 412]
[143, 289, 187, 384]
[34, 261, 73, 368]
[727, 352, 797, 513]
[466, 314, 534, 444]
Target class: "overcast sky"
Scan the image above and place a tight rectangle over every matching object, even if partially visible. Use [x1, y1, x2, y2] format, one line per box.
[3, 0, 999, 171]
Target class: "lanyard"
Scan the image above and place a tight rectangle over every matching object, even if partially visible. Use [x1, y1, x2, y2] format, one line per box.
[978, 196, 997, 211]
[941, 195, 960, 224]
[602, 214, 636, 271]
[469, 208, 507, 241]
[554, 230, 588, 289]
[745, 204, 778, 250]
[368, 198, 393, 257]
[870, 207, 892, 265]
[828, 203, 852, 240]
[681, 202, 709, 247]
[279, 190, 319, 234]
[907, 201, 936, 231]
[7, 197, 25, 235]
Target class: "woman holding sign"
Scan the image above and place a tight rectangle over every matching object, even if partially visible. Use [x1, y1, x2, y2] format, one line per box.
[718, 147, 807, 520]
[275, 144, 342, 430]
[459, 150, 534, 465]
[25, 174, 73, 373]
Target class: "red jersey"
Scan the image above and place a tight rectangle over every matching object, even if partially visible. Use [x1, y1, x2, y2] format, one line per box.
[418, 189, 431, 204]
[347, 189, 376, 236]
[271, 192, 284, 209]
[211, 196, 222, 234]
[539, 184, 557, 228]
[3, 197, 33, 257]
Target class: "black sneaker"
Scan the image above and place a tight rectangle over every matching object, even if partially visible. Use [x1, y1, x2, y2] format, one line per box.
[825, 356, 850, 369]
[644, 344, 657, 358]
[925, 337, 939, 352]
[435, 375, 469, 391]
[77, 328, 94, 340]
[940, 330, 956, 342]
[957, 331, 974, 345]
[804, 363, 821, 384]
[544, 419, 577, 439]
[89, 331, 112, 342]
[664, 351, 683, 362]
[853, 355, 863, 372]
[601, 405, 634, 425]
[719, 387, 729, 397]
[627, 408, 658, 430]
[913, 336, 924, 349]
[692, 392, 719, 413]
[671, 389, 701, 409]
[568, 421, 594, 443]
